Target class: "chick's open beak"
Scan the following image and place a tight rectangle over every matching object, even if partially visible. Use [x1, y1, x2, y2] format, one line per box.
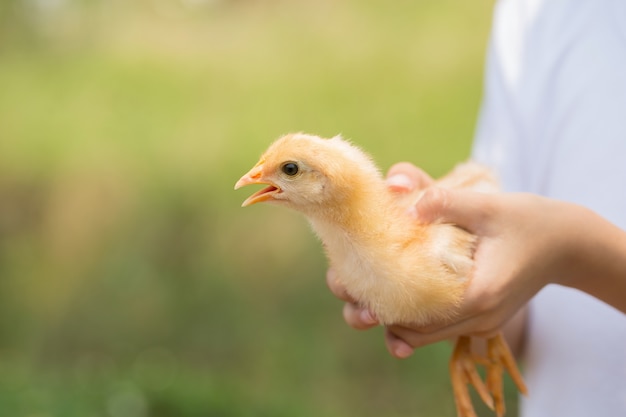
[234, 161, 281, 207]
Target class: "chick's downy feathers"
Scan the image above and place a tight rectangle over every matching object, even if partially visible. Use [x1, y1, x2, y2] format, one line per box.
[235, 133, 497, 326]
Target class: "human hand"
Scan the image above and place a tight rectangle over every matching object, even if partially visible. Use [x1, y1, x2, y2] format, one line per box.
[386, 163, 603, 358]
[328, 162, 568, 358]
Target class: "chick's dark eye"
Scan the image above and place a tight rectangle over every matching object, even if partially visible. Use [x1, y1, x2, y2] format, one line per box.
[281, 162, 299, 176]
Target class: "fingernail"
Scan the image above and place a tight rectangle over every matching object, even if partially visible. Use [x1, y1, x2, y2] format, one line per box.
[386, 174, 413, 192]
[360, 309, 378, 325]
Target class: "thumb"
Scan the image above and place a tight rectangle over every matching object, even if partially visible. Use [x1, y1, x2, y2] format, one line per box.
[415, 187, 492, 232]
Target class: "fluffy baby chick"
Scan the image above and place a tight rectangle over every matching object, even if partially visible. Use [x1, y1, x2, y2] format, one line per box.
[235, 133, 526, 417]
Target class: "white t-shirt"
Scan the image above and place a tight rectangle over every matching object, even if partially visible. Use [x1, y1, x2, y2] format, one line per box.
[472, 0, 626, 416]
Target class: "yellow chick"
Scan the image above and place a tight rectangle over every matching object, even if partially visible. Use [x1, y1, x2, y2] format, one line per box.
[235, 133, 526, 417]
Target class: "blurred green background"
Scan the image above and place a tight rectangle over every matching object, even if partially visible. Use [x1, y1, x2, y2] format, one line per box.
[0, 1, 520, 416]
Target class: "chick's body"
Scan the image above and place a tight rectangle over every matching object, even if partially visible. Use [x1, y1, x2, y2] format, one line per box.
[309, 171, 474, 327]
[236, 133, 495, 326]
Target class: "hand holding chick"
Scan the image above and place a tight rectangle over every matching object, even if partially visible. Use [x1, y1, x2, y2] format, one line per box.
[236, 133, 527, 417]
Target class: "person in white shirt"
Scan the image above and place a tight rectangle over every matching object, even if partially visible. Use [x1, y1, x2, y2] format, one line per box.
[327, 0, 626, 415]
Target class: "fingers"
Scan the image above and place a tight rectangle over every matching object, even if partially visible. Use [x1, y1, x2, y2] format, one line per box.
[326, 268, 353, 302]
[385, 163, 495, 233]
[343, 302, 379, 330]
[414, 187, 494, 231]
[386, 162, 434, 192]
[388, 323, 461, 348]
[329, 263, 500, 353]
[384, 327, 415, 359]
[327, 269, 379, 330]
[387, 314, 502, 350]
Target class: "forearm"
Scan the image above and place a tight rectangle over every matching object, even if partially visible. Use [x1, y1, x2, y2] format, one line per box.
[555, 203, 626, 314]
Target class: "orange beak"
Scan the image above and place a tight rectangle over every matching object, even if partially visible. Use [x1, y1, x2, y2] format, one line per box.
[234, 160, 281, 207]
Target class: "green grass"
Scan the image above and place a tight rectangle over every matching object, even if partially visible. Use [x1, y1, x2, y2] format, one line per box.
[0, 1, 521, 416]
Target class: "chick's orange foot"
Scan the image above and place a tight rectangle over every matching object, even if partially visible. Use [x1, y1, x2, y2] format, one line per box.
[450, 333, 527, 417]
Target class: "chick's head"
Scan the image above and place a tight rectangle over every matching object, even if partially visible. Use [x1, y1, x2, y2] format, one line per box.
[235, 133, 380, 213]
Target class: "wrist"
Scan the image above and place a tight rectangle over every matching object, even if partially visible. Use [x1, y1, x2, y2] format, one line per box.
[544, 201, 593, 288]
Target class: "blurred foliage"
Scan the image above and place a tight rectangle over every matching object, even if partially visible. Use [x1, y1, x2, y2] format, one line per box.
[0, 0, 520, 416]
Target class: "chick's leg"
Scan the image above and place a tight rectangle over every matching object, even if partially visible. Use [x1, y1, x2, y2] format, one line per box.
[450, 336, 494, 417]
[485, 333, 528, 417]
[450, 333, 528, 417]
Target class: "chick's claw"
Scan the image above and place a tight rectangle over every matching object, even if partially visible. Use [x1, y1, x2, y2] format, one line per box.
[450, 336, 494, 417]
[486, 333, 528, 417]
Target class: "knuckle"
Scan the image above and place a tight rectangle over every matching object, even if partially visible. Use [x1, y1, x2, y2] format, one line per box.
[416, 187, 449, 223]
[388, 162, 417, 176]
[476, 296, 499, 315]
[326, 269, 351, 301]
[342, 303, 369, 330]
